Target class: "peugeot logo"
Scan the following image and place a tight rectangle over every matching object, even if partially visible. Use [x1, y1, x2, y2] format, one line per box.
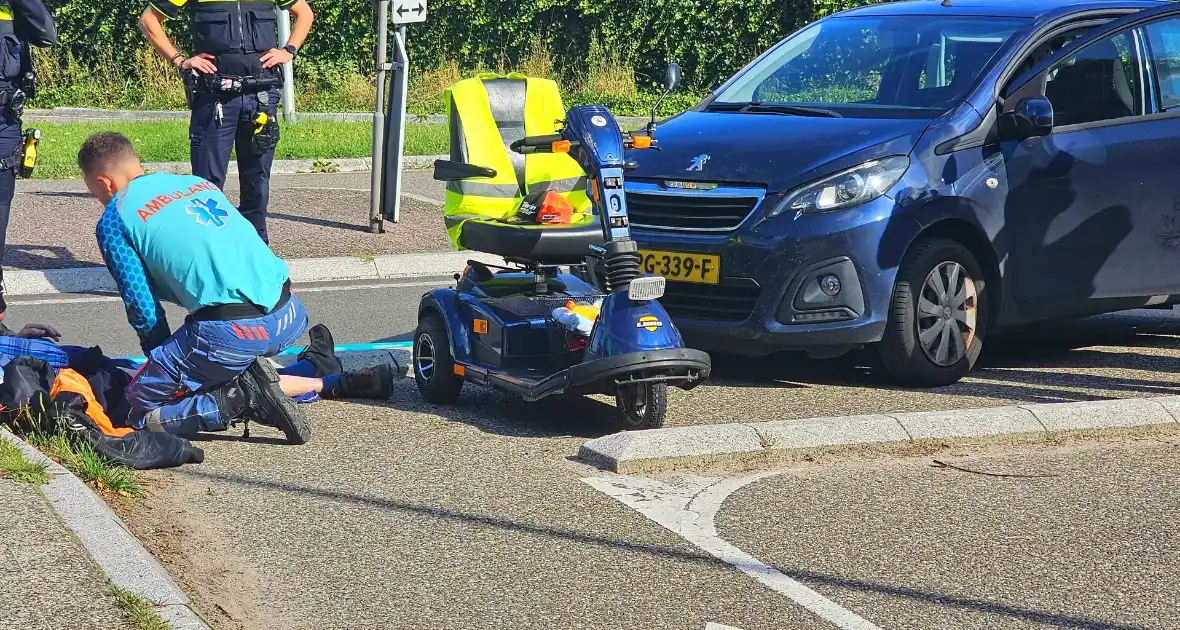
[687, 154, 711, 172]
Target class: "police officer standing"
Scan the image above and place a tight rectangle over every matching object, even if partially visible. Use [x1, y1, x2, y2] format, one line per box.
[0, 0, 55, 319]
[139, 0, 313, 243]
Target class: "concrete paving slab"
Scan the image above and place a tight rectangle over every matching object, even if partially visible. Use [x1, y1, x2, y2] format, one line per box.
[284, 256, 379, 284]
[0, 479, 130, 630]
[1025, 397, 1179, 432]
[894, 405, 1045, 440]
[1, 430, 209, 629]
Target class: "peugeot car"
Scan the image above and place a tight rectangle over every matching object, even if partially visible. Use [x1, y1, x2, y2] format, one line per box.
[627, 0, 1180, 386]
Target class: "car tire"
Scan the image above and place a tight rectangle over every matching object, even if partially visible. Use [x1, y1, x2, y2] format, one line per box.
[413, 313, 464, 404]
[878, 237, 988, 387]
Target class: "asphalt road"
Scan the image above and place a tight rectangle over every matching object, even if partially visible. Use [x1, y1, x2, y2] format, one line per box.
[11, 281, 1180, 629]
[716, 434, 1180, 630]
[10, 280, 1180, 427]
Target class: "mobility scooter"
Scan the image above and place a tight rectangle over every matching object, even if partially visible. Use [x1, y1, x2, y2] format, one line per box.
[413, 64, 711, 430]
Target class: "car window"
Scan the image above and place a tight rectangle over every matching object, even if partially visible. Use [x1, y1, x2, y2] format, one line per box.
[711, 16, 1028, 118]
[1144, 17, 1180, 110]
[1043, 30, 1143, 126]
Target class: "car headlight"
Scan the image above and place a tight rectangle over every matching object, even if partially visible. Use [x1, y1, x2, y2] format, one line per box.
[767, 156, 910, 217]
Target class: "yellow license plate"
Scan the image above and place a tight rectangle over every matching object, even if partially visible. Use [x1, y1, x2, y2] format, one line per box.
[639, 250, 721, 284]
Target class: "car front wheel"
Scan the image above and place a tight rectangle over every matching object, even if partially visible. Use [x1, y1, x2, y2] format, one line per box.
[878, 237, 987, 387]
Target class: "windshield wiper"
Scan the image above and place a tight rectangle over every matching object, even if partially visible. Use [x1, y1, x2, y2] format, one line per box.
[723, 101, 842, 118]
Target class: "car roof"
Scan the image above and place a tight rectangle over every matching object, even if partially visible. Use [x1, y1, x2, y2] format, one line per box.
[838, 0, 1167, 20]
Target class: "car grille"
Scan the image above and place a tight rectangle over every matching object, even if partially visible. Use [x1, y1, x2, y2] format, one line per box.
[627, 192, 760, 232]
[659, 281, 761, 323]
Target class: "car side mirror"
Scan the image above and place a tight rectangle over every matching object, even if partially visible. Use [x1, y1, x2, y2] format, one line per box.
[664, 62, 682, 93]
[1008, 96, 1054, 139]
[648, 62, 682, 137]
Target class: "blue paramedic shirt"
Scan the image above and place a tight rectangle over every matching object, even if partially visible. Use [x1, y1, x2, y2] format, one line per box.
[96, 173, 290, 353]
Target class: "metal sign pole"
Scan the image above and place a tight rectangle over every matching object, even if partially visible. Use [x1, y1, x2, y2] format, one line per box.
[277, 9, 296, 122]
[369, 0, 391, 234]
[373, 0, 425, 230]
[383, 26, 409, 224]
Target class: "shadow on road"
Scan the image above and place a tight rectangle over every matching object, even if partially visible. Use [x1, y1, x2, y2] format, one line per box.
[179, 467, 1148, 630]
[5, 244, 102, 270]
[269, 211, 370, 233]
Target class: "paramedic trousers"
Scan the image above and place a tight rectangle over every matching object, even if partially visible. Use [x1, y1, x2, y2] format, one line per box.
[0, 120, 20, 314]
[126, 294, 309, 436]
[189, 88, 279, 244]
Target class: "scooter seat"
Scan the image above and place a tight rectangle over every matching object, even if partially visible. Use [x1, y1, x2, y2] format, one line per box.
[459, 219, 604, 265]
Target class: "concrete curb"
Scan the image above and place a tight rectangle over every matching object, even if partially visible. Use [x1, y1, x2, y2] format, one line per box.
[4, 250, 502, 297]
[0, 428, 213, 630]
[579, 396, 1180, 474]
[140, 154, 445, 176]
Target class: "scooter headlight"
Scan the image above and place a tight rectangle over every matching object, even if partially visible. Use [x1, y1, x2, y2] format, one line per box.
[767, 156, 909, 218]
[628, 275, 666, 301]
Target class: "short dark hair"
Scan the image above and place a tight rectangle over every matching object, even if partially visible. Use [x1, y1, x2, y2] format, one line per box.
[77, 132, 140, 177]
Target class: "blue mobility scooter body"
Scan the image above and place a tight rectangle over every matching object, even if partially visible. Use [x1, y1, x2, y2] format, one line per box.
[415, 66, 711, 430]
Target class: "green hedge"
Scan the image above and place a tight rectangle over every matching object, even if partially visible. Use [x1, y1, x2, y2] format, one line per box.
[46, 0, 881, 93]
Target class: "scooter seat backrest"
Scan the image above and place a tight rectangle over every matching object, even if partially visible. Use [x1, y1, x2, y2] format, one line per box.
[443, 74, 592, 250]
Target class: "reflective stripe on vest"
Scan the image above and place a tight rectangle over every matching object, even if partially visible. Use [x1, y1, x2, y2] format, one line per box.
[521, 76, 591, 213]
[443, 74, 593, 250]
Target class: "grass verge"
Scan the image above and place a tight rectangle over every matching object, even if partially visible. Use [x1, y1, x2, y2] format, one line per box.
[111, 586, 169, 630]
[32, 120, 449, 179]
[0, 436, 50, 485]
[27, 431, 139, 498]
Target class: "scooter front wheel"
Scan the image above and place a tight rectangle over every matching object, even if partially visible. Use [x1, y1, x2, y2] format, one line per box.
[614, 382, 667, 431]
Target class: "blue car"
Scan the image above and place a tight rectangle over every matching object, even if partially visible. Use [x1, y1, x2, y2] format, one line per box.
[627, 0, 1180, 386]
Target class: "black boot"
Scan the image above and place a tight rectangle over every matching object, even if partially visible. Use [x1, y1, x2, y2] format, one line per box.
[323, 364, 398, 400]
[298, 324, 342, 378]
[216, 359, 312, 445]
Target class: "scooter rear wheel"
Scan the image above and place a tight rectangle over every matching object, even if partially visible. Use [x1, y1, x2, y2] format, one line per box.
[614, 382, 668, 431]
[414, 314, 464, 404]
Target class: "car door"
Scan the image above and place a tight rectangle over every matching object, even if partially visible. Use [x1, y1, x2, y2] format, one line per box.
[998, 13, 1167, 310]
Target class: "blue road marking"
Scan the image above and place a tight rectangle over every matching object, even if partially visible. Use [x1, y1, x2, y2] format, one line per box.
[123, 341, 413, 364]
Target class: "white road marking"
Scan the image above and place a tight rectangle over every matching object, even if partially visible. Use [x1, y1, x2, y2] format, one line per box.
[583, 474, 883, 630]
[7, 279, 446, 306]
[706, 623, 746, 630]
[402, 192, 444, 205]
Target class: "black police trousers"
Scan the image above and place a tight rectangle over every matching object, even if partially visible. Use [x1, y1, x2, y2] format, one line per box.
[0, 120, 20, 314]
[189, 87, 279, 244]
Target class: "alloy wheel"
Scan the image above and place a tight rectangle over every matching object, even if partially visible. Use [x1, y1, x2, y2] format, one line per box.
[415, 333, 436, 382]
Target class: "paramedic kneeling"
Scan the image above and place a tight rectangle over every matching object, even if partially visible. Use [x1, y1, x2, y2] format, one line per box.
[78, 131, 319, 444]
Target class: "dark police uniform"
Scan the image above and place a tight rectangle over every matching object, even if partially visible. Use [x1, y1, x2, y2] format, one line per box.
[148, 0, 295, 243]
[0, 0, 55, 314]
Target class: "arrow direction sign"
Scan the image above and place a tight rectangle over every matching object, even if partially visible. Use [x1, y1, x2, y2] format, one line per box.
[391, 0, 427, 24]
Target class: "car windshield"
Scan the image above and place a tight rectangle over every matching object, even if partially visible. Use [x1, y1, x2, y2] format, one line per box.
[711, 15, 1030, 118]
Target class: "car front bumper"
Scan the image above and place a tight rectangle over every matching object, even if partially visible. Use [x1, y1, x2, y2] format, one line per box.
[633, 194, 920, 357]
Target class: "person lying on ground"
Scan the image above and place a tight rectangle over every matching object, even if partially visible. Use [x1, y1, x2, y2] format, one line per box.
[77, 132, 394, 444]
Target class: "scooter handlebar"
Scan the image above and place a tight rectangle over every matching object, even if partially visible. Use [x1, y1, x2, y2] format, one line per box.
[511, 134, 568, 154]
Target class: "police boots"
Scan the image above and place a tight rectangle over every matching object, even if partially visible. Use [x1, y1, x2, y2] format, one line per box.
[216, 359, 312, 445]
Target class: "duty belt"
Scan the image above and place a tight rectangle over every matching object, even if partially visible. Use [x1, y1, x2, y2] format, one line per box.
[193, 73, 283, 95]
[191, 281, 292, 322]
